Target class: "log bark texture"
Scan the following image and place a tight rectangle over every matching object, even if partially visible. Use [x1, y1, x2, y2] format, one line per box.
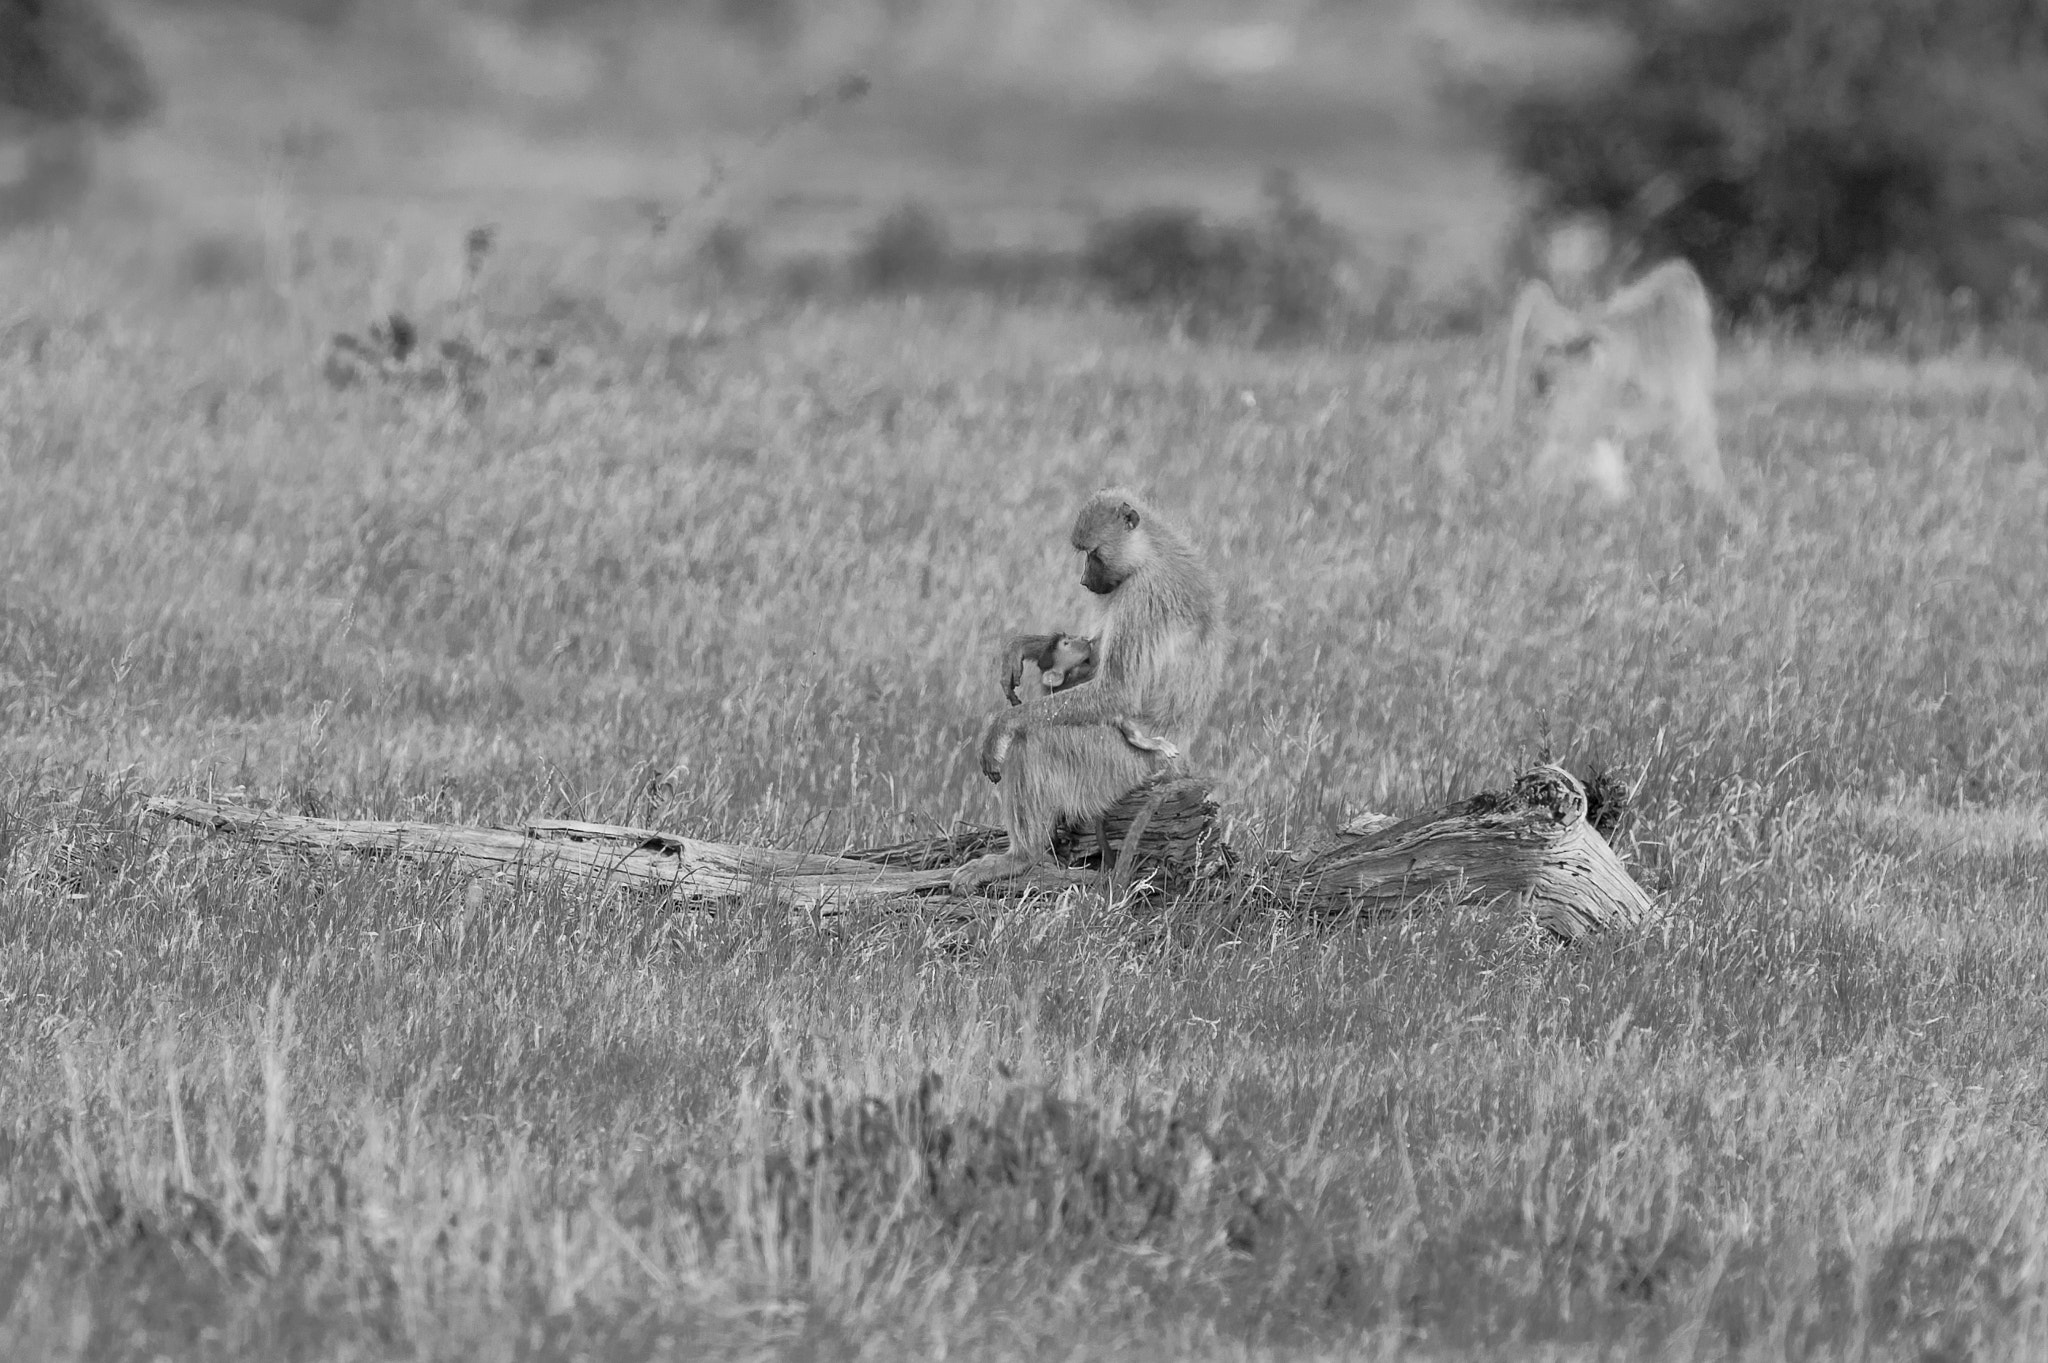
[1293, 764, 1653, 941]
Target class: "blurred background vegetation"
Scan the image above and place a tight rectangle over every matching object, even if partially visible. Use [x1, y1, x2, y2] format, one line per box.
[5, 0, 2046, 338]
[1490, 0, 2048, 325]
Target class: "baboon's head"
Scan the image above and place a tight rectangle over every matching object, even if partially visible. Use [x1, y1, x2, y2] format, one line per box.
[1541, 212, 1612, 300]
[1072, 489, 1152, 596]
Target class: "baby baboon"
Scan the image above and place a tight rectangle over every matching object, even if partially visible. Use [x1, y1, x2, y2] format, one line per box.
[1001, 633, 1183, 761]
[1004, 633, 1097, 704]
[1499, 258, 1726, 501]
[1037, 634, 1092, 691]
[951, 488, 1224, 894]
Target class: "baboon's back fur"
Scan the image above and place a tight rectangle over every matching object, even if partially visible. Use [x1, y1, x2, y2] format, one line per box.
[1084, 490, 1226, 751]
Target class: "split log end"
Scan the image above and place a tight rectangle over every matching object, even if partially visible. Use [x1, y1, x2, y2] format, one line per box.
[1297, 763, 1654, 941]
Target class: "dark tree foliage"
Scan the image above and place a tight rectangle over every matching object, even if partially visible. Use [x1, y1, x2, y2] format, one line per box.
[0, 0, 156, 131]
[1499, 0, 2048, 316]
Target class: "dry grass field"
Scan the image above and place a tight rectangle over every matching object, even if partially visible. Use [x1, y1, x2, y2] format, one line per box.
[2, 9, 2048, 1357]
[1, 201, 2045, 1360]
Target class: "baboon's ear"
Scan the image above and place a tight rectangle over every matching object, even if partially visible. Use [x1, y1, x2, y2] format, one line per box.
[1120, 503, 1140, 529]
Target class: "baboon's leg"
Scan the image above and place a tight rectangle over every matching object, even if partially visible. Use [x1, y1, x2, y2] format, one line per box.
[1530, 403, 1576, 483]
[1530, 430, 1570, 483]
[1534, 364, 1609, 490]
[1587, 438, 1632, 504]
[1670, 378, 1728, 496]
[945, 794, 1052, 896]
[948, 727, 1157, 894]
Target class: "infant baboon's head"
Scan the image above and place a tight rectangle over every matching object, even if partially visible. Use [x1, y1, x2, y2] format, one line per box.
[1037, 634, 1094, 685]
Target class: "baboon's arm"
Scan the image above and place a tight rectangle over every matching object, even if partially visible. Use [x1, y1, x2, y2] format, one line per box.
[1498, 279, 1595, 431]
[977, 684, 1146, 783]
[997, 682, 1133, 730]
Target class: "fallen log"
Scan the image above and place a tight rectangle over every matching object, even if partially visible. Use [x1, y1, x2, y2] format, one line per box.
[140, 774, 1220, 916]
[142, 764, 1653, 940]
[142, 797, 954, 915]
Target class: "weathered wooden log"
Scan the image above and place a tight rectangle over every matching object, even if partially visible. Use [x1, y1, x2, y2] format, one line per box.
[142, 774, 1220, 914]
[143, 764, 1653, 940]
[143, 798, 954, 916]
[1292, 763, 1653, 942]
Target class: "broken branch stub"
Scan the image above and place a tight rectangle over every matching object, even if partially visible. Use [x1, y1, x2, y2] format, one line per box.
[1294, 764, 1654, 942]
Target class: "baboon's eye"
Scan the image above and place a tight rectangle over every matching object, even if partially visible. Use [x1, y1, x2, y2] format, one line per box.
[1121, 505, 1140, 529]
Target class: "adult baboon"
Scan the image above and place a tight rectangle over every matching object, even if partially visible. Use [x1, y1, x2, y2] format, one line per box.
[950, 488, 1224, 894]
[1499, 258, 1726, 501]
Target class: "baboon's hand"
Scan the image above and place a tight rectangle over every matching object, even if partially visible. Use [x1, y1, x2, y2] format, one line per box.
[1113, 717, 1180, 762]
[979, 716, 1017, 784]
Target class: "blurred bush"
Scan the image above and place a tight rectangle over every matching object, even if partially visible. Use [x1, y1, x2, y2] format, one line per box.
[1493, 0, 2048, 320]
[1083, 170, 1360, 346]
[0, 0, 156, 131]
[163, 0, 794, 36]
[1084, 205, 1255, 329]
[0, 0, 157, 227]
[852, 199, 952, 293]
[795, 173, 1469, 345]
[695, 219, 755, 286]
